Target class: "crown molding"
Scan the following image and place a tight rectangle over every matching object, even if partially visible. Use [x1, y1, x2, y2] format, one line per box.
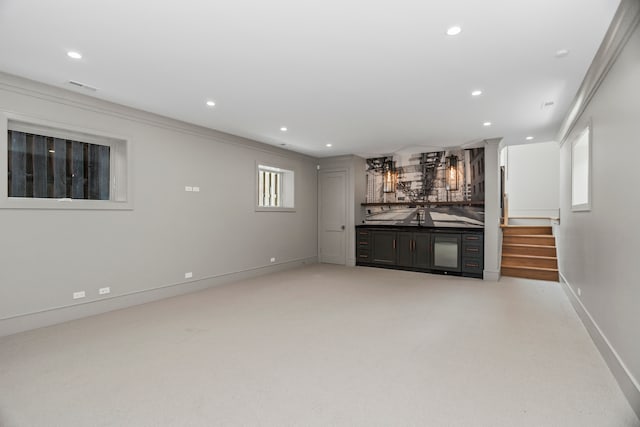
[557, 0, 640, 146]
[0, 71, 317, 163]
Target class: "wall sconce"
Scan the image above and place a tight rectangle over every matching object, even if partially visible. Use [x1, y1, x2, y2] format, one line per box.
[383, 160, 397, 193]
[446, 155, 458, 191]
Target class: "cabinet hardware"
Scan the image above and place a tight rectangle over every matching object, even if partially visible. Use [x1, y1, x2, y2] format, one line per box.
[393, 239, 396, 249]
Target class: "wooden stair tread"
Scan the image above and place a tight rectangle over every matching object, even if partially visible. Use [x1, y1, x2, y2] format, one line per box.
[503, 243, 556, 248]
[502, 254, 556, 260]
[504, 237, 553, 239]
[501, 266, 559, 282]
[503, 246, 557, 258]
[501, 229, 551, 231]
[502, 265, 558, 272]
[501, 225, 553, 236]
[502, 251, 558, 268]
[500, 225, 551, 228]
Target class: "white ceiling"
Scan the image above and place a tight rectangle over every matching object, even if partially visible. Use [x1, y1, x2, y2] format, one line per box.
[0, 0, 621, 158]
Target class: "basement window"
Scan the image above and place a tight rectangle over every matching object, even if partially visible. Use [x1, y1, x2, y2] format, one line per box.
[256, 164, 294, 211]
[571, 124, 591, 211]
[1, 115, 131, 210]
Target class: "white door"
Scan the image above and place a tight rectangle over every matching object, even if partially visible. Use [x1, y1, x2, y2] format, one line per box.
[319, 170, 347, 264]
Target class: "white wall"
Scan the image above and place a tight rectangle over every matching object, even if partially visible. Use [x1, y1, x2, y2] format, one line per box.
[0, 73, 318, 336]
[558, 19, 640, 415]
[504, 141, 559, 218]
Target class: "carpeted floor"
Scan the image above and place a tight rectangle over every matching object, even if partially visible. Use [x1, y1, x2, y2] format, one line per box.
[0, 264, 638, 426]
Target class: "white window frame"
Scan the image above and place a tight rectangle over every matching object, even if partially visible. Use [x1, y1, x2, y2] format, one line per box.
[256, 162, 295, 212]
[0, 112, 133, 210]
[571, 123, 591, 212]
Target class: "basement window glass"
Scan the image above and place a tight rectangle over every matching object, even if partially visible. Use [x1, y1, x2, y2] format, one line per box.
[8, 130, 110, 200]
[257, 164, 294, 211]
[2, 118, 130, 210]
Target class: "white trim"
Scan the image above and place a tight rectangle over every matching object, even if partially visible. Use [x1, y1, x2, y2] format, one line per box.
[0, 257, 318, 337]
[483, 269, 500, 281]
[570, 123, 592, 211]
[255, 206, 296, 213]
[558, 0, 640, 146]
[560, 272, 640, 418]
[255, 161, 296, 211]
[1, 111, 133, 210]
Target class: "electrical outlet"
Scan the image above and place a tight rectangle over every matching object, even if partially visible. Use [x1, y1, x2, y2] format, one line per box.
[270, 257, 276, 263]
[577, 288, 582, 296]
[73, 291, 86, 300]
[193, 186, 200, 192]
[185, 272, 193, 279]
[99, 287, 111, 295]
[185, 186, 193, 192]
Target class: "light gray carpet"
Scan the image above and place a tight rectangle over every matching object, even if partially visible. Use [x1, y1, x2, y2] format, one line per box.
[0, 264, 638, 427]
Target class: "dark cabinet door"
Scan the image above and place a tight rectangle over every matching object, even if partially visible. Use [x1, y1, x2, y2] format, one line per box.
[397, 233, 413, 267]
[413, 233, 431, 269]
[396, 232, 430, 269]
[371, 230, 397, 264]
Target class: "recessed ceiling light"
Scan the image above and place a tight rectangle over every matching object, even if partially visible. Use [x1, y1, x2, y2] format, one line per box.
[280, 127, 288, 132]
[471, 90, 483, 97]
[326, 143, 333, 148]
[67, 51, 82, 60]
[483, 121, 492, 127]
[526, 136, 534, 140]
[555, 49, 570, 58]
[206, 100, 215, 107]
[446, 26, 462, 36]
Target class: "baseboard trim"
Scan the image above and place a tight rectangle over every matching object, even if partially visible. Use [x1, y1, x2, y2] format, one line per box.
[0, 257, 317, 338]
[559, 272, 640, 420]
[483, 269, 501, 281]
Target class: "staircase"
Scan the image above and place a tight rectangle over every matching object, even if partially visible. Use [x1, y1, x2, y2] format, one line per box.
[501, 225, 559, 282]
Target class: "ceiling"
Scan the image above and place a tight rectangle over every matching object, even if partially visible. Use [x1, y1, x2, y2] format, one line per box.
[0, 0, 621, 158]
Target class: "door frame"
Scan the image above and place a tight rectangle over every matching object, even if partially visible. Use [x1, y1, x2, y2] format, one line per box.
[318, 168, 349, 265]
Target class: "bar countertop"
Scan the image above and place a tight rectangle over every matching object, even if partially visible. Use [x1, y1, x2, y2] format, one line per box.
[357, 223, 484, 232]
